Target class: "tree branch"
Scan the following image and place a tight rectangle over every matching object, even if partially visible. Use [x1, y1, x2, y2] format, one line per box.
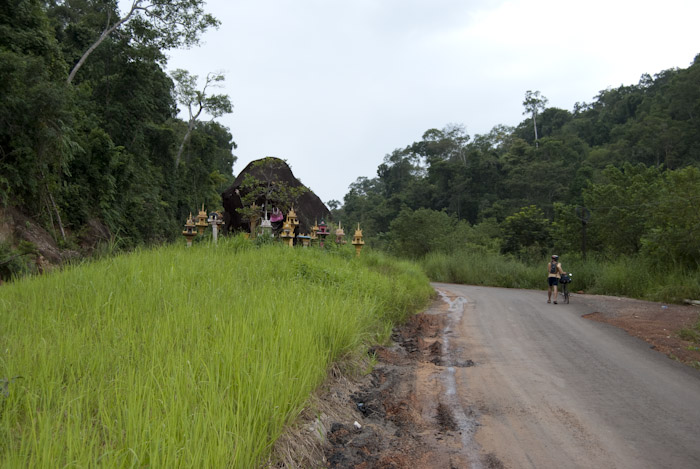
[67, 1, 141, 84]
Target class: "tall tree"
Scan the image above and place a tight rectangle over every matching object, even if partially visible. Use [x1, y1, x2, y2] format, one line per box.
[523, 90, 548, 147]
[171, 69, 233, 167]
[66, 0, 220, 84]
[412, 124, 470, 166]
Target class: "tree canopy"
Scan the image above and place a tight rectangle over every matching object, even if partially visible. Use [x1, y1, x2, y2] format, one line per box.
[2, 3, 699, 278]
[335, 53, 700, 270]
[1, 0, 234, 266]
[64, 0, 220, 83]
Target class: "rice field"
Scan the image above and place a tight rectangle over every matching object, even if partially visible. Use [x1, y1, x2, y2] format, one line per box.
[0, 237, 433, 467]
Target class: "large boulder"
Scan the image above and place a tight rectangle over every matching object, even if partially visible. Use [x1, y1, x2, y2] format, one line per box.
[221, 157, 330, 235]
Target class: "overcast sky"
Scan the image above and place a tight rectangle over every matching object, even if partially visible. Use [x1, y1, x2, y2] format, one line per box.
[162, 0, 700, 205]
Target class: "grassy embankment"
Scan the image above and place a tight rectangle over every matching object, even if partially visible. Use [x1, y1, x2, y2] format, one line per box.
[0, 237, 433, 467]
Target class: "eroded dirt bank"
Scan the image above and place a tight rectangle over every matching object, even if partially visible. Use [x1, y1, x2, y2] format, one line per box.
[320, 293, 503, 469]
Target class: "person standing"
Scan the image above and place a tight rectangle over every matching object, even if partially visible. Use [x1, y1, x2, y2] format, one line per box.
[547, 255, 566, 304]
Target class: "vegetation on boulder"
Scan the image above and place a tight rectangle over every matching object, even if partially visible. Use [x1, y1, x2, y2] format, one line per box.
[222, 157, 329, 235]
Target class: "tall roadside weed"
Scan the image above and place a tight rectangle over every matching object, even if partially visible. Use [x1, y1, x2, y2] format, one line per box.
[422, 249, 542, 289]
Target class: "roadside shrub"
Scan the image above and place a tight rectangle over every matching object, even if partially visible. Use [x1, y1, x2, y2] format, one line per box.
[0, 241, 37, 281]
[678, 325, 700, 344]
[647, 270, 700, 303]
[422, 249, 542, 289]
[586, 256, 654, 298]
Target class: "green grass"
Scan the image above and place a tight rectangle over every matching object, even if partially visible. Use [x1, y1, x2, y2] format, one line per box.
[0, 237, 432, 467]
[420, 249, 700, 304]
[422, 249, 543, 290]
[679, 320, 700, 344]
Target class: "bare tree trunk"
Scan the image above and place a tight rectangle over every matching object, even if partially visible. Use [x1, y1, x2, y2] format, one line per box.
[175, 100, 203, 167]
[45, 184, 66, 242]
[43, 190, 56, 237]
[533, 112, 539, 148]
[175, 119, 196, 167]
[67, 4, 138, 84]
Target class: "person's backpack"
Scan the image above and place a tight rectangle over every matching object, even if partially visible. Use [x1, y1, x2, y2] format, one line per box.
[550, 262, 557, 274]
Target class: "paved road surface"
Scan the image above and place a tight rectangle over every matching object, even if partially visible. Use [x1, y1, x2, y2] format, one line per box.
[432, 283, 700, 469]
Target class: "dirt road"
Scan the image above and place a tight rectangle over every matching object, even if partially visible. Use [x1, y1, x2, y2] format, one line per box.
[319, 284, 700, 468]
[436, 284, 700, 468]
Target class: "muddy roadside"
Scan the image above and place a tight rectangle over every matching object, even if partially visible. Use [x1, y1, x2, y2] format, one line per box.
[270, 293, 500, 468]
[269, 291, 700, 468]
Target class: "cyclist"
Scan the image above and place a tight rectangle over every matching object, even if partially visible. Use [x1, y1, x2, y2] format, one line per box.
[547, 255, 566, 304]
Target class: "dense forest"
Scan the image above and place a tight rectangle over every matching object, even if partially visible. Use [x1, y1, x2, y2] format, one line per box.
[1, 0, 234, 274]
[334, 54, 700, 271]
[2, 1, 699, 280]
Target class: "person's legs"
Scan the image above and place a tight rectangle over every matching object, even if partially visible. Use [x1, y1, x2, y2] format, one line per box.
[547, 277, 555, 302]
[553, 284, 558, 303]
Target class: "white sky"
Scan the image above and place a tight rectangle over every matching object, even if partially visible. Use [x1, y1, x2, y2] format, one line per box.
[161, 0, 700, 205]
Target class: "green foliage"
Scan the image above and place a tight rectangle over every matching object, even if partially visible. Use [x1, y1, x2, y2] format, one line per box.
[0, 0, 75, 219]
[583, 163, 662, 255]
[647, 270, 700, 304]
[236, 158, 308, 224]
[679, 321, 700, 344]
[171, 69, 233, 167]
[522, 90, 548, 144]
[1, 0, 235, 255]
[501, 205, 551, 258]
[174, 121, 236, 220]
[341, 55, 700, 283]
[252, 231, 276, 247]
[577, 254, 699, 303]
[65, 0, 220, 83]
[0, 241, 33, 280]
[4, 0, 700, 291]
[640, 166, 700, 270]
[584, 255, 654, 299]
[422, 249, 543, 289]
[551, 202, 584, 256]
[387, 208, 455, 258]
[0, 241, 431, 467]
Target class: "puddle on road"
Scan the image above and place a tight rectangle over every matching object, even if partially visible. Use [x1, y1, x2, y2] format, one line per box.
[436, 289, 483, 467]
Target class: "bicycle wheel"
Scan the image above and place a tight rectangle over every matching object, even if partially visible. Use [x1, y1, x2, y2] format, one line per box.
[563, 284, 570, 304]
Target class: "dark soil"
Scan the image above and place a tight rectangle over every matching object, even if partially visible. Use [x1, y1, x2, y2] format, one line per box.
[321, 311, 487, 469]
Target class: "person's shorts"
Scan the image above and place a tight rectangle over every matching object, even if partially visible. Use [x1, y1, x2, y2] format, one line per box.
[548, 277, 559, 286]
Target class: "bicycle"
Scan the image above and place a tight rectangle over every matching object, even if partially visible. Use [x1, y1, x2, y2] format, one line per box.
[560, 272, 573, 304]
